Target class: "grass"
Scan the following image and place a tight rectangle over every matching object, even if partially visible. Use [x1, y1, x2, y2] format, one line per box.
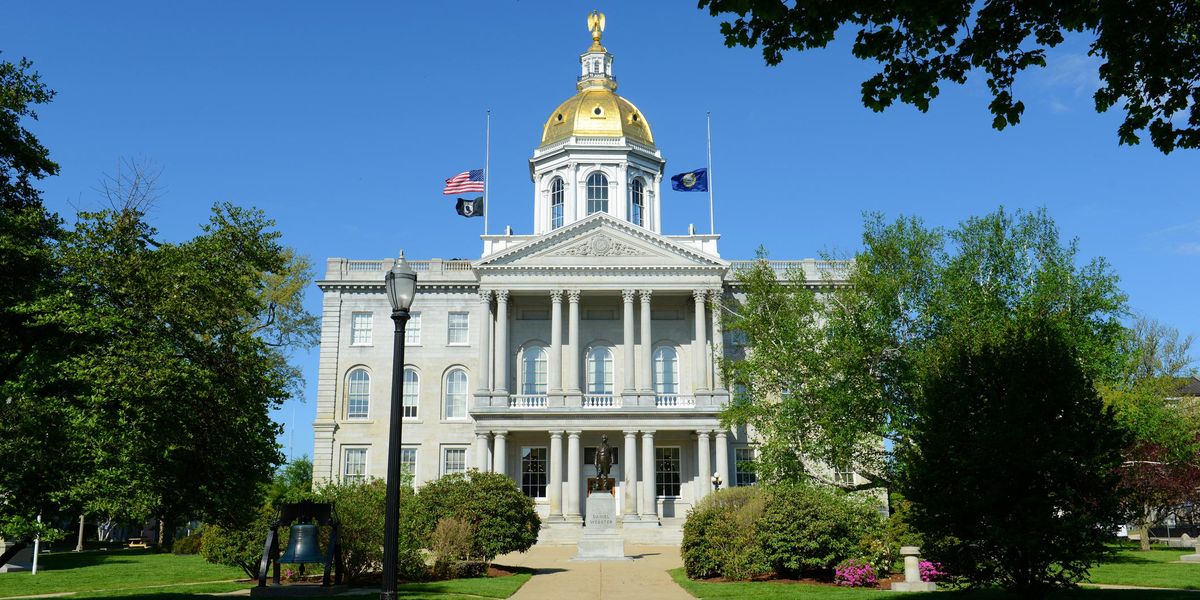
[1084, 545, 1200, 590]
[669, 545, 1200, 599]
[670, 568, 1200, 599]
[0, 549, 531, 599]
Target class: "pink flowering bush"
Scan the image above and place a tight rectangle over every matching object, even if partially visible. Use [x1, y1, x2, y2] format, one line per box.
[835, 558, 877, 587]
[919, 560, 946, 582]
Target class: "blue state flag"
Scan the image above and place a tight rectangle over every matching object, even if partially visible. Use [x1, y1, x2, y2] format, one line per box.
[670, 168, 708, 192]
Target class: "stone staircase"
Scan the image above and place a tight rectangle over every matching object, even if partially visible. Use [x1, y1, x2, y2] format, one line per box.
[536, 517, 685, 546]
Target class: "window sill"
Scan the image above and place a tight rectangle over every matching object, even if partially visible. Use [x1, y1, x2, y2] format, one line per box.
[402, 418, 422, 424]
[446, 343, 470, 347]
[349, 343, 373, 348]
[440, 418, 473, 424]
[341, 418, 376, 424]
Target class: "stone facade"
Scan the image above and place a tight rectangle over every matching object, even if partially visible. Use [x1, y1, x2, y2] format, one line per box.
[311, 15, 851, 544]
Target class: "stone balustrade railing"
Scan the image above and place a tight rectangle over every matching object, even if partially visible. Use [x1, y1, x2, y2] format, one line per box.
[582, 394, 618, 408]
[508, 394, 548, 409]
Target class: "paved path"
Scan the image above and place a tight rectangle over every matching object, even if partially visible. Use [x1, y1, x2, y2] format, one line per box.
[498, 545, 691, 600]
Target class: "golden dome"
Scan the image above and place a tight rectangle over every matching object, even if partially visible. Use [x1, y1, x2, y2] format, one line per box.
[540, 88, 654, 147]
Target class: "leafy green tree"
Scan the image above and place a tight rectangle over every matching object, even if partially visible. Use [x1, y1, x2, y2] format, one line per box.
[722, 207, 1126, 488]
[0, 55, 84, 566]
[1103, 317, 1200, 550]
[900, 319, 1127, 593]
[50, 202, 318, 546]
[699, 1, 1200, 153]
[265, 456, 315, 508]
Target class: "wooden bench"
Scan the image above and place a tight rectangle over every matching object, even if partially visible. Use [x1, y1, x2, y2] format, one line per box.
[126, 537, 149, 549]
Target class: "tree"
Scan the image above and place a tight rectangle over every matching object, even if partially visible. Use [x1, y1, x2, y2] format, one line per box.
[49, 200, 318, 547]
[410, 471, 541, 563]
[265, 456, 315, 508]
[1103, 317, 1200, 550]
[901, 319, 1127, 593]
[722, 207, 1126, 488]
[698, 1, 1200, 154]
[0, 55, 83, 567]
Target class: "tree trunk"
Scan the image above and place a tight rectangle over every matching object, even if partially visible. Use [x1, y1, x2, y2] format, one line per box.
[1140, 510, 1152, 551]
[158, 515, 175, 551]
[0, 540, 30, 569]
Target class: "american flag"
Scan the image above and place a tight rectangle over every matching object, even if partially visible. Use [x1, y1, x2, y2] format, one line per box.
[443, 169, 485, 195]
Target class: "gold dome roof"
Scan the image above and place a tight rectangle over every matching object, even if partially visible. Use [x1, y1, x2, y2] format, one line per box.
[540, 88, 654, 147]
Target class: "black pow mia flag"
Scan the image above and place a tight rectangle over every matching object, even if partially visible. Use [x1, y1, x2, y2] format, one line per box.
[456, 197, 483, 218]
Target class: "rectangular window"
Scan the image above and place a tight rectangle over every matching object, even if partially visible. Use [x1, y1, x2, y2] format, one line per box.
[402, 369, 418, 419]
[834, 466, 855, 486]
[442, 447, 467, 475]
[447, 312, 470, 345]
[401, 447, 417, 483]
[343, 447, 367, 483]
[521, 447, 547, 498]
[405, 312, 422, 345]
[734, 447, 757, 487]
[350, 312, 373, 346]
[655, 447, 681, 498]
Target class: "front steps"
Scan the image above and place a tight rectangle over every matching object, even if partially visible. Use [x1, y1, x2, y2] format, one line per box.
[536, 516, 685, 546]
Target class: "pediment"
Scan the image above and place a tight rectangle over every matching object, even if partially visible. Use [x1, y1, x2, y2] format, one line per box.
[477, 213, 725, 270]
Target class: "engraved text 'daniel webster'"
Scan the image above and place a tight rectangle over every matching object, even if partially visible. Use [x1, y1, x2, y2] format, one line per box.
[552, 234, 646, 257]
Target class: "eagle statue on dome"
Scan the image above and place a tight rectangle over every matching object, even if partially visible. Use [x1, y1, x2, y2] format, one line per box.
[587, 10, 605, 45]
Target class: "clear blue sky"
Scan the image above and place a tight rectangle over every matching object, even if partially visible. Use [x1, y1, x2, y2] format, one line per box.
[7, 2, 1198, 462]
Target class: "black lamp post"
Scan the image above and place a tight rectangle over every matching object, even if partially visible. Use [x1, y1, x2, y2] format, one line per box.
[381, 251, 416, 600]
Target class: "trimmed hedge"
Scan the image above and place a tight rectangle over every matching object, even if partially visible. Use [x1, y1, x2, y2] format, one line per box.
[410, 470, 541, 563]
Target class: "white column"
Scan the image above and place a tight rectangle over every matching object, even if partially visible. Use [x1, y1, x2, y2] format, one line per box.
[495, 290, 510, 394]
[711, 291, 725, 391]
[697, 430, 711, 499]
[550, 290, 563, 393]
[693, 289, 709, 392]
[622, 289, 636, 394]
[567, 430, 582, 519]
[549, 430, 564, 519]
[477, 290, 492, 392]
[567, 290, 582, 394]
[623, 429, 639, 519]
[475, 431, 490, 473]
[640, 430, 657, 519]
[715, 430, 730, 489]
[493, 430, 508, 478]
[639, 290, 652, 393]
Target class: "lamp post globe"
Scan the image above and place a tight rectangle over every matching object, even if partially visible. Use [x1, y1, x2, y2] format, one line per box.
[711, 472, 722, 491]
[381, 251, 416, 600]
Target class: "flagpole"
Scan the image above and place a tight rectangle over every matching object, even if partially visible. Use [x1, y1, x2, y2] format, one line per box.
[707, 111, 714, 234]
[484, 109, 491, 236]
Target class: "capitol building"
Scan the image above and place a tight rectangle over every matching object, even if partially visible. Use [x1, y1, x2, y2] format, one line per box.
[311, 15, 846, 543]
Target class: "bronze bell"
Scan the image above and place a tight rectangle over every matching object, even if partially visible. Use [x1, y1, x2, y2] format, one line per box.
[278, 523, 325, 564]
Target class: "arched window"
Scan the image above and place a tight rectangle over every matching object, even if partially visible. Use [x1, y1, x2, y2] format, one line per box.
[585, 347, 614, 394]
[653, 347, 679, 395]
[522, 347, 548, 395]
[630, 178, 645, 226]
[347, 368, 370, 419]
[444, 368, 468, 419]
[550, 178, 564, 229]
[586, 172, 608, 215]
[402, 368, 419, 419]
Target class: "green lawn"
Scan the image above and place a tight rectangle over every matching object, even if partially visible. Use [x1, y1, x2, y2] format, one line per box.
[0, 549, 531, 599]
[1084, 546, 1200, 590]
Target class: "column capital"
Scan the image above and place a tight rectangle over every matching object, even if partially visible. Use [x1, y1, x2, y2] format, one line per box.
[639, 289, 653, 302]
[567, 289, 581, 304]
[495, 289, 510, 303]
[475, 431, 491, 438]
[567, 430, 582, 438]
[550, 289, 564, 303]
[493, 430, 509, 438]
[641, 429, 657, 436]
[693, 288, 708, 303]
[696, 429, 711, 438]
[623, 429, 640, 437]
[622, 289, 636, 303]
[549, 429, 565, 438]
[715, 430, 728, 439]
[478, 289, 493, 302]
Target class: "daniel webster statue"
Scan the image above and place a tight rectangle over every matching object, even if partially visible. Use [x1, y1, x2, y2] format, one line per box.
[593, 434, 613, 491]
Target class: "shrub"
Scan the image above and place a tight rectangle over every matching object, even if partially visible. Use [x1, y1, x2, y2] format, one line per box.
[172, 531, 203, 555]
[317, 478, 423, 583]
[681, 486, 768, 580]
[760, 483, 884, 578]
[431, 517, 475, 579]
[200, 504, 274, 579]
[411, 471, 540, 563]
[834, 558, 877, 587]
[920, 560, 946, 582]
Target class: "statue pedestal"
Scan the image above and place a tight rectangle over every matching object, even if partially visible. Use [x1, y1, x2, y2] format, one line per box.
[573, 492, 628, 561]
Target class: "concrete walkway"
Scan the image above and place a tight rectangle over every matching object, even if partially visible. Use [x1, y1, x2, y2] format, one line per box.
[498, 545, 691, 600]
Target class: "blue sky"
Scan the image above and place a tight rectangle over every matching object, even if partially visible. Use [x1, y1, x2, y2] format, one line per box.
[7, 2, 1198, 461]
